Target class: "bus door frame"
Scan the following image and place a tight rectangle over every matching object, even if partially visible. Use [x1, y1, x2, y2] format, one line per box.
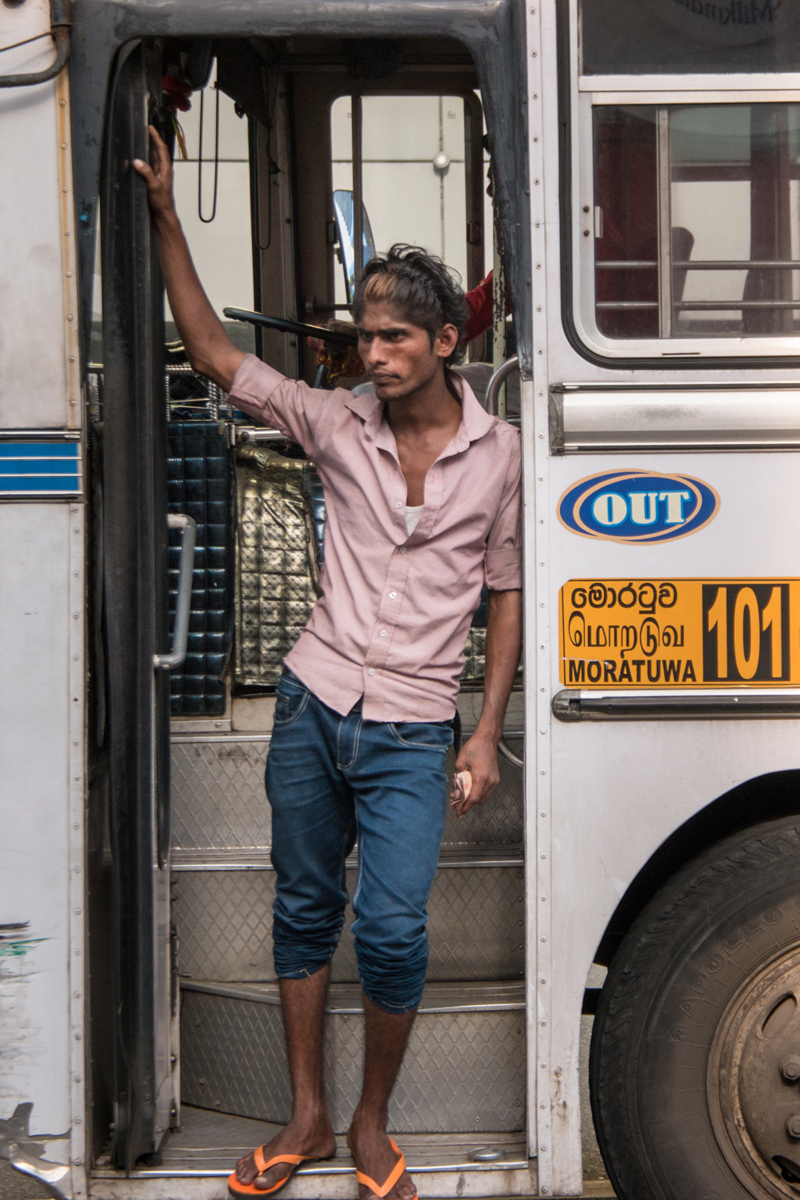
[99, 39, 174, 1171]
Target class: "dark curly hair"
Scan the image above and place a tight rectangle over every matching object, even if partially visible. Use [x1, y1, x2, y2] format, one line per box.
[352, 244, 470, 367]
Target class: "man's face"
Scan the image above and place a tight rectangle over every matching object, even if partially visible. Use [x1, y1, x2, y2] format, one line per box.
[356, 301, 457, 403]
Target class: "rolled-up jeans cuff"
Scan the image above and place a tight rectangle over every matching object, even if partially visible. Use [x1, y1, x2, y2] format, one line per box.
[272, 908, 344, 979]
[357, 942, 428, 1013]
[275, 960, 332, 981]
[362, 985, 422, 1014]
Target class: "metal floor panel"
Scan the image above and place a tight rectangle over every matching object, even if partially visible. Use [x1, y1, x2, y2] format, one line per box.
[180, 982, 525, 1133]
[88, 1185, 617, 1200]
[93, 1106, 528, 1175]
[173, 867, 524, 983]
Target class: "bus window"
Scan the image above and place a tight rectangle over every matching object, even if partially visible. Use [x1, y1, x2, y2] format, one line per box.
[590, 102, 800, 341]
[579, 0, 800, 75]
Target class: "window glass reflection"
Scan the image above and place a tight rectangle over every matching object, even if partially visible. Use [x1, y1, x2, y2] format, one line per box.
[592, 104, 800, 339]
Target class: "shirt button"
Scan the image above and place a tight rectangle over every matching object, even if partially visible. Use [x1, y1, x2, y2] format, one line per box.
[380, 630, 387, 637]
[395, 501, 402, 509]
[368, 669, 375, 676]
[389, 591, 397, 599]
[399, 547, 406, 554]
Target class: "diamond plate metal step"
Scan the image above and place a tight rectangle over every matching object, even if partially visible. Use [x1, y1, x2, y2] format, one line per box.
[170, 735, 523, 859]
[172, 855, 525, 984]
[180, 981, 526, 1134]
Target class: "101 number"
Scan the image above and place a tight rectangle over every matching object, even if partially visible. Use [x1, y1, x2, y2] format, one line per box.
[703, 584, 789, 682]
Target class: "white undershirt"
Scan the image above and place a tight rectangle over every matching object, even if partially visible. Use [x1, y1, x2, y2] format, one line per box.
[405, 504, 424, 535]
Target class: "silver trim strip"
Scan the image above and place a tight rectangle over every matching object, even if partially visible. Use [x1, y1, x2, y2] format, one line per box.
[170, 846, 524, 872]
[553, 689, 800, 721]
[170, 732, 272, 744]
[581, 74, 800, 92]
[550, 387, 800, 452]
[181, 979, 526, 1014]
[0, 430, 80, 440]
[92, 1158, 530, 1179]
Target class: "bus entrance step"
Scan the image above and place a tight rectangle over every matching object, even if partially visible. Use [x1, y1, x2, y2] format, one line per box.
[180, 980, 525, 1133]
[172, 856, 525, 985]
[90, 1109, 544, 1198]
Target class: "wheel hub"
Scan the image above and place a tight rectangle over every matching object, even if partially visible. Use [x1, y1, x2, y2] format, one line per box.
[710, 946, 800, 1198]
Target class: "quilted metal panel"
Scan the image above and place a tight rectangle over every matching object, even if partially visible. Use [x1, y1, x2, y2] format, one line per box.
[460, 584, 488, 682]
[302, 465, 326, 567]
[235, 445, 319, 688]
[174, 866, 523, 984]
[180, 985, 525, 1133]
[168, 421, 233, 715]
[171, 738, 271, 852]
[461, 627, 486, 683]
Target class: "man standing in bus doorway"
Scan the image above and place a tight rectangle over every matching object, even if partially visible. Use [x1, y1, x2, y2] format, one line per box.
[134, 130, 522, 1200]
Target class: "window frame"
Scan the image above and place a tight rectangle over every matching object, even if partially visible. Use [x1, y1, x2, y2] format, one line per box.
[567, 0, 800, 361]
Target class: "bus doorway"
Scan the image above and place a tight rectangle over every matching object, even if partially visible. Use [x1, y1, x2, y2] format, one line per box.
[83, 19, 533, 1196]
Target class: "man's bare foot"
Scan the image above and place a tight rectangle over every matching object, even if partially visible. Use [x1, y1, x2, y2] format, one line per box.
[347, 1121, 417, 1200]
[235, 1115, 336, 1192]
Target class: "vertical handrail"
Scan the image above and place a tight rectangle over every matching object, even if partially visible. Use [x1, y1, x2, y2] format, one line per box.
[154, 514, 196, 668]
[484, 354, 523, 767]
[352, 94, 364, 289]
[493, 219, 507, 419]
[657, 108, 673, 339]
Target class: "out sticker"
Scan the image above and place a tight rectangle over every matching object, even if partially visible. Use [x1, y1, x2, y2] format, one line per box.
[557, 471, 720, 544]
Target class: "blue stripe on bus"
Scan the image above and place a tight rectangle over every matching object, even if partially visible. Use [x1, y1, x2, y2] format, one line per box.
[0, 476, 81, 492]
[0, 462, 80, 475]
[0, 442, 81, 494]
[0, 442, 79, 458]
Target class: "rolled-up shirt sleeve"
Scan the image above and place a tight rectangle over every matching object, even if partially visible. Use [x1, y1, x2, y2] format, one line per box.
[228, 353, 329, 457]
[485, 429, 522, 591]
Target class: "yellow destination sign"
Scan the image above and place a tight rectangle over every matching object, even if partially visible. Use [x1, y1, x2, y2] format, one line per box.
[559, 579, 800, 688]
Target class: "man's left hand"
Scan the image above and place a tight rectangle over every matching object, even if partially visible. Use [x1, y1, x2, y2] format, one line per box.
[450, 731, 500, 816]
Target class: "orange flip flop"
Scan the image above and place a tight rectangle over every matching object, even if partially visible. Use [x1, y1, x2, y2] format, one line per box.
[228, 1147, 316, 1197]
[356, 1137, 417, 1200]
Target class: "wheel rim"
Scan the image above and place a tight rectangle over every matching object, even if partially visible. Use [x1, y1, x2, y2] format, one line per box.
[709, 943, 800, 1199]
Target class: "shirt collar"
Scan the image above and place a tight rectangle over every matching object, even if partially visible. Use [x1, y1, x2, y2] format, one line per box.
[341, 371, 496, 452]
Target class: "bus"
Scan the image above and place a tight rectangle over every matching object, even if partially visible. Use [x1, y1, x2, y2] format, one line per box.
[4, 1, 800, 1198]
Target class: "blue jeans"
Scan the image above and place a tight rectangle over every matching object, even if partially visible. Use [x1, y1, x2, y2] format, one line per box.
[265, 668, 453, 1013]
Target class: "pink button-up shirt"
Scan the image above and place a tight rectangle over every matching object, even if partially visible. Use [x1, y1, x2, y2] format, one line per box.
[229, 354, 522, 722]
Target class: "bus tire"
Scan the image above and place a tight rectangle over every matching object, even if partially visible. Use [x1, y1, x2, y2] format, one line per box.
[590, 815, 800, 1200]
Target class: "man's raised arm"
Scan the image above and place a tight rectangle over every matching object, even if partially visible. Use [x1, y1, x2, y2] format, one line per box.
[133, 126, 245, 392]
